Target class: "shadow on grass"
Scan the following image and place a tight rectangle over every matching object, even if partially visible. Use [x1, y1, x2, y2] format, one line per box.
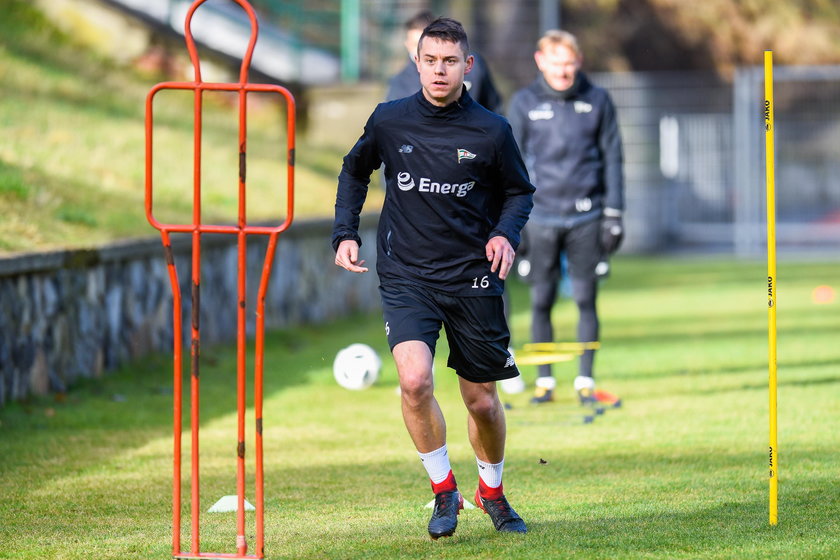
[3, 353, 839, 558]
[604, 308, 837, 344]
[3, 256, 839, 558]
[604, 256, 838, 294]
[0, 312, 386, 482]
[618, 358, 840, 383]
[207, 449, 839, 559]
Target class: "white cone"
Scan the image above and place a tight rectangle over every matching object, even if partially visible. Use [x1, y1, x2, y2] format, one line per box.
[424, 497, 476, 509]
[208, 495, 255, 513]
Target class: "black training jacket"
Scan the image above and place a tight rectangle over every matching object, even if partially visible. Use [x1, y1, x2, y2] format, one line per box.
[507, 73, 624, 222]
[332, 89, 534, 296]
[385, 53, 503, 113]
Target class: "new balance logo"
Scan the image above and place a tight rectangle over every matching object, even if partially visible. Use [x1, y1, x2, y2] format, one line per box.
[399, 144, 414, 153]
[504, 355, 516, 368]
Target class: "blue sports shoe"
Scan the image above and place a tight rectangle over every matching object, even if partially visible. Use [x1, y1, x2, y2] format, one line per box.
[475, 488, 527, 533]
[427, 490, 463, 539]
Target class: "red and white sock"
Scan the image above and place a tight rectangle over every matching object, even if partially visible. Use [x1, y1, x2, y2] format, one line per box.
[418, 445, 456, 493]
[476, 457, 505, 499]
[431, 470, 457, 494]
[477, 477, 504, 500]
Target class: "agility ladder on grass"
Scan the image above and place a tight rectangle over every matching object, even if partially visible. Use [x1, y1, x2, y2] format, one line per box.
[145, 0, 295, 557]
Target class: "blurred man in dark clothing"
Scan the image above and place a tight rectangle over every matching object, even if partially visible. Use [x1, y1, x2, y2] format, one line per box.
[507, 30, 625, 407]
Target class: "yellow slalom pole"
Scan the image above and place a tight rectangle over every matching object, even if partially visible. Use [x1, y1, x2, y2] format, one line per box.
[522, 342, 601, 352]
[764, 50, 778, 526]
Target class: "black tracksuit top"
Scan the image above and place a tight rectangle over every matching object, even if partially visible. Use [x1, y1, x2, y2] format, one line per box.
[507, 73, 624, 222]
[332, 89, 535, 296]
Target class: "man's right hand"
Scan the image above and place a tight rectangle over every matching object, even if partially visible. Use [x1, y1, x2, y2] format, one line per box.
[335, 239, 368, 273]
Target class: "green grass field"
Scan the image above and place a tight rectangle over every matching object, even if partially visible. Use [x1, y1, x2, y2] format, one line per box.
[1, 256, 838, 559]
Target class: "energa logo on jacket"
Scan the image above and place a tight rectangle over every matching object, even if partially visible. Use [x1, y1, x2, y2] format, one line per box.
[396, 172, 475, 198]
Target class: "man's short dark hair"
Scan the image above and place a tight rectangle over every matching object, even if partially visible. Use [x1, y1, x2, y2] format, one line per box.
[418, 17, 470, 59]
[405, 10, 435, 32]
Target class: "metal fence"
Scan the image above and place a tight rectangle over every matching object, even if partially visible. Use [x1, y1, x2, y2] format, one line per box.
[734, 64, 840, 255]
[586, 67, 840, 254]
[589, 71, 732, 252]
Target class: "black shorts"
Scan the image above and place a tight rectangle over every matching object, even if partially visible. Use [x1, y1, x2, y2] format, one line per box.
[379, 282, 519, 383]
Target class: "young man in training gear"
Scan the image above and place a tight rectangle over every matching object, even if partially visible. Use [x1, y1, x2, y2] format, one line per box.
[333, 18, 533, 539]
[385, 10, 502, 113]
[507, 30, 625, 406]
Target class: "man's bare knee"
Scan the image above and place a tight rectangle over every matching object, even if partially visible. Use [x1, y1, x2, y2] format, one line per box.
[393, 341, 435, 408]
[462, 385, 501, 421]
[400, 370, 434, 407]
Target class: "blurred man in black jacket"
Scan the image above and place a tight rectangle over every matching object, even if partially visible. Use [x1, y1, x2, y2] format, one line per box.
[507, 30, 625, 407]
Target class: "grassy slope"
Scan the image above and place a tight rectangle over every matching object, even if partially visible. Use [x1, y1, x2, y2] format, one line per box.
[1, 256, 838, 559]
[0, 1, 381, 254]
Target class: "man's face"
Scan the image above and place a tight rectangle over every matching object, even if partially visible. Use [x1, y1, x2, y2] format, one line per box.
[535, 43, 581, 92]
[415, 37, 473, 107]
[404, 28, 423, 57]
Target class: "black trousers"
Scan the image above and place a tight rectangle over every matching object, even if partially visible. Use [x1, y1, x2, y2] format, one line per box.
[524, 219, 600, 379]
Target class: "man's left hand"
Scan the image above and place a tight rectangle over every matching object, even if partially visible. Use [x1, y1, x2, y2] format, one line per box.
[486, 236, 515, 280]
[601, 213, 624, 254]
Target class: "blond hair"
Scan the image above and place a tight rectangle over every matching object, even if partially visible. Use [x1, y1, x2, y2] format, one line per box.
[537, 30, 582, 58]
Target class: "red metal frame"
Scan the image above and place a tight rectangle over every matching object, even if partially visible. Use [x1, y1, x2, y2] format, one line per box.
[144, 1, 295, 558]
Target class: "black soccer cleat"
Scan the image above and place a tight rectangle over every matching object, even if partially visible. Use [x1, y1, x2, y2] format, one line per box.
[427, 490, 463, 539]
[576, 386, 596, 406]
[577, 386, 606, 416]
[475, 490, 528, 533]
[530, 387, 553, 404]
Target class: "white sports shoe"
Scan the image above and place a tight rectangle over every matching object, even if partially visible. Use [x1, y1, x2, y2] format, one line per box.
[574, 375, 596, 404]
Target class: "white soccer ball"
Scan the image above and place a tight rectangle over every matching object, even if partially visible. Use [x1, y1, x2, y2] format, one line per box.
[333, 343, 381, 390]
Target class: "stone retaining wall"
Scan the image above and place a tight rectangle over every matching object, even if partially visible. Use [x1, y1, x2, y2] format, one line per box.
[0, 217, 379, 407]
